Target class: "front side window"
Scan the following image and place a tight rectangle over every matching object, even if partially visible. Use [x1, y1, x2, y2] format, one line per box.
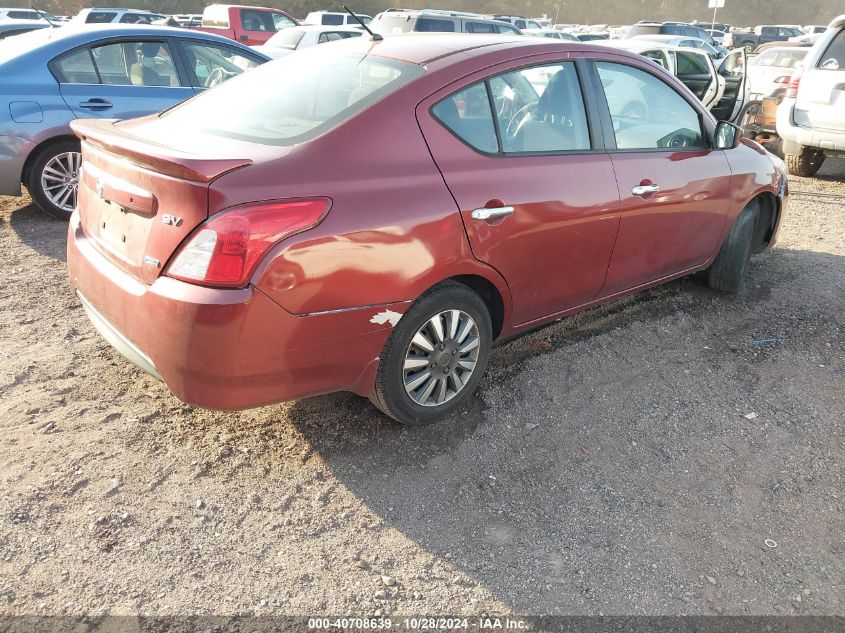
[322, 14, 343, 25]
[497, 23, 521, 34]
[466, 21, 495, 34]
[675, 50, 710, 75]
[180, 41, 262, 88]
[596, 61, 704, 150]
[272, 13, 295, 30]
[86, 11, 116, 23]
[432, 61, 591, 155]
[141, 49, 423, 146]
[818, 28, 845, 70]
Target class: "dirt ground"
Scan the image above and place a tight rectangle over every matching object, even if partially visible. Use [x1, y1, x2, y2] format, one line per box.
[0, 160, 843, 619]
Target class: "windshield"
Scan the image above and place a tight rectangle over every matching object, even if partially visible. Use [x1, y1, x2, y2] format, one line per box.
[141, 46, 423, 146]
[751, 48, 808, 67]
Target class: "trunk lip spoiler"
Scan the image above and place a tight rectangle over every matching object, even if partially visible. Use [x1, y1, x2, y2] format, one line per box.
[70, 119, 253, 184]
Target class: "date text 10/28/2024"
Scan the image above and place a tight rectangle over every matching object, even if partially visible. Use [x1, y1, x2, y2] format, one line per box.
[307, 617, 528, 630]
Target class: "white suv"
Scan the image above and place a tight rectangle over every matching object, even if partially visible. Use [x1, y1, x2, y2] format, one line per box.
[777, 15, 845, 176]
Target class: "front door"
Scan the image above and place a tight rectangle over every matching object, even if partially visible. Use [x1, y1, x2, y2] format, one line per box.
[591, 59, 734, 296]
[711, 49, 747, 122]
[417, 59, 621, 326]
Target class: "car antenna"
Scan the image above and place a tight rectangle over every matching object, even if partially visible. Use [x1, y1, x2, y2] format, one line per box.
[32, 7, 57, 27]
[342, 4, 382, 41]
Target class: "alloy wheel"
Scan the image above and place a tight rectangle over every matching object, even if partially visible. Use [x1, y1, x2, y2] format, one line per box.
[40, 151, 81, 213]
[403, 309, 480, 407]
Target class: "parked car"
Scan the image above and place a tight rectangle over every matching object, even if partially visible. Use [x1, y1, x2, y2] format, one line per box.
[193, 4, 298, 46]
[0, 19, 51, 41]
[598, 39, 747, 120]
[632, 33, 729, 58]
[575, 33, 609, 42]
[67, 35, 787, 425]
[777, 14, 845, 175]
[725, 26, 803, 52]
[253, 25, 362, 59]
[303, 11, 372, 27]
[0, 24, 269, 218]
[371, 10, 522, 35]
[626, 21, 717, 44]
[522, 28, 579, 42]
[738, 46, 809, 156]
[71, 8, 167, 24]
[0, 8, 60, 21]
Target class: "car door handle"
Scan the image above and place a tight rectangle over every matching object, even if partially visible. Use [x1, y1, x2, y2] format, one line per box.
[78, 99, 112, 110]
[471, 206, 515, 221]
[632, 184, 660, 196]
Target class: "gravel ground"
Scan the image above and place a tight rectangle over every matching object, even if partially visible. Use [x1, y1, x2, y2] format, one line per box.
[0, 160, 843, 618]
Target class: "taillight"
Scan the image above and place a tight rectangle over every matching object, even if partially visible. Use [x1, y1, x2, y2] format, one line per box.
[785, 68, 802, 98]
[166, 198, 329, 288]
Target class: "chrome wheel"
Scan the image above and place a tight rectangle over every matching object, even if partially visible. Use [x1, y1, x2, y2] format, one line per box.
[40, 151, 81, 213]
[403, 309, 480, 407]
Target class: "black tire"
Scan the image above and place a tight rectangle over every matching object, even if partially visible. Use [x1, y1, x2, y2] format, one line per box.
[785, 147, 825, 177]
[26, 139, 82, 220]
[370, 281, 492, 426]
[707, 201, 759, 294]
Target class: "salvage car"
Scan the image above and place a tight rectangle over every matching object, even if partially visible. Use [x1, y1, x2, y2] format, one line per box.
[0, 24, 268, 218]
[777, 15, 845, 176]
[67, 36, 788, 425]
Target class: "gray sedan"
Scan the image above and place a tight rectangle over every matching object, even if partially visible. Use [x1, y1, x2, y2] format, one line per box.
[0, 24, 268, 218]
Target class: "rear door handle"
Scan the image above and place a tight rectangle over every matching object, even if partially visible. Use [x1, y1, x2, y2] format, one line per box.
[471, 206, 515, 221]
[632, 184, 660, 196]
[78, 99, 113, 110]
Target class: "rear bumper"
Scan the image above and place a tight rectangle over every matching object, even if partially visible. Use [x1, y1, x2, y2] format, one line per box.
[67, 211, 404, 410]
[0, 135, 30, 197]
[777, 98, 845, 154]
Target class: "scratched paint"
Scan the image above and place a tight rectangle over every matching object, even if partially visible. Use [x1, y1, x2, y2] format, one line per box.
[370, 310, 403, 327]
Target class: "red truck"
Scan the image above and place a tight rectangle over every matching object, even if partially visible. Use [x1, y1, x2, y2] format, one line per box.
[193, 4, 298, 46]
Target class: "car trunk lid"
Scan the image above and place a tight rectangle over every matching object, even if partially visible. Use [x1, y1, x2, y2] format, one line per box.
[71, 118, 253, 285]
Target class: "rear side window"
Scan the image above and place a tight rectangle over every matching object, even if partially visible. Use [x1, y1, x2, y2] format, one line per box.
[596, 61, 704, 150]
[144, 49, 423, 146]
[93, 41, 179, 86]
[322, 14, 343, 25]
[53, 49, 99, 84]
[86, 11, 116, 23]
[818, 28, 845, 70]
[432, 83, 498, 153]
[416, 18, 455, 32]
[466, 21, 495, 34]
[432, 61, 591, 155]
[8, 10, 37, 19]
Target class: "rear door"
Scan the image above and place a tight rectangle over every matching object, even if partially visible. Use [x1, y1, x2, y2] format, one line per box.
[795, 27, 845, 132]
[711, 48, 747, 122]
[53, 39, 193, 119]
[418, 56, 621, 326]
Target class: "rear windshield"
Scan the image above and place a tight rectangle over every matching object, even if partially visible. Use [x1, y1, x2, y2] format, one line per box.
[818, 28, 845, 70]
[266, 28, 306, 48]
[144, 47, 423, 146]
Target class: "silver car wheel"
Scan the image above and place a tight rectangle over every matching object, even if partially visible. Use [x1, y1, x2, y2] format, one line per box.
[40, 151, 81, 213]
[403, 309, 480, 407]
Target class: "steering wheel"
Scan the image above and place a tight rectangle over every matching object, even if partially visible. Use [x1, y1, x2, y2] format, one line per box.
[204, 67, 229, 89]
[667, 133, 691, 148]
[506, 101, 538, 138]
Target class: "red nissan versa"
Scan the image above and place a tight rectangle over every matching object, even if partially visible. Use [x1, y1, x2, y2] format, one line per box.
[67, 35, 788, 426]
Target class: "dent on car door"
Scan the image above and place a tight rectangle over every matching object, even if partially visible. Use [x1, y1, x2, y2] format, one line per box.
[416, 58, 621, 326]
[711, 48, 747, 122]
[53, 39, 194, 119]
[592, 59, 733, 295]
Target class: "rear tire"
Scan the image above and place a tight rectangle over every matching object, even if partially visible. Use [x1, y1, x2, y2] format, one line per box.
[26, 139, 82, 220]
[707, 201, 759, 294]
[370, 282, 492, 426]
[785, 147, 825, 177]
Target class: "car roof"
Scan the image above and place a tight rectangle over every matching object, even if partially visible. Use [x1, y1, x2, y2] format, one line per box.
[288, 24, 363, 32]
[338, 32, 594, 64]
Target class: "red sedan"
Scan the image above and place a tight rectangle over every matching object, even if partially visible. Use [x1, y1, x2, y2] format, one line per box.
[67, 35, 788, 425]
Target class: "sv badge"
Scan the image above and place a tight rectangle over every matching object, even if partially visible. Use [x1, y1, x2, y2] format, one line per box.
[161, 214, 183, 227]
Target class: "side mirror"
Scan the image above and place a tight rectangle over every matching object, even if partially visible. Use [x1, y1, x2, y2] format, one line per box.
[714, 121, 742, 149]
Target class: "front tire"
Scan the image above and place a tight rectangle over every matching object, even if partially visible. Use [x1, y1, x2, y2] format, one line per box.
[26, 139, 82, 220]
[707, 201, 759, 294]
[785, 147, 825, 177]
[370, 282, 492, 426]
